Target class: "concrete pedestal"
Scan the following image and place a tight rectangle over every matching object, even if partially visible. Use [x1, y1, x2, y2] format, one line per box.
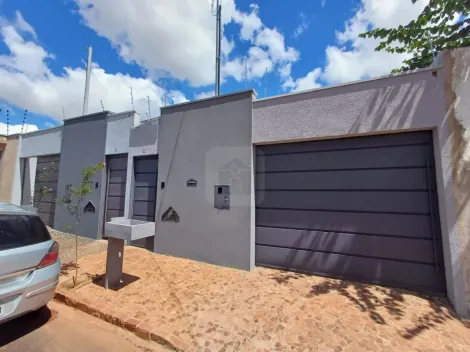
[104, 218, 155, 289]
[105, 238, 125, 289]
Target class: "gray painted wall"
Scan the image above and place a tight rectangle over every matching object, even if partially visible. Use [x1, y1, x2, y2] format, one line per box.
[253, 67, 466, 316]
[54, 112, 108, 238]
[20, 127, 62, 158]
[154, 91, 255, 270]
[105, 111, 138, 155]
[123, 118, 158, 219]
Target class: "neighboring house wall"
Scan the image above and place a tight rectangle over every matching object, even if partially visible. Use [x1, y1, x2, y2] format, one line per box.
[19, 127, 63, 206]
[253, 59, 468, 316]
[20, 157, 37, 205]
[20, 127, 62, 158]
[441, 47, 470, 317]
[123, 118, 158, 219]
[0, 136, 20, 202]
[105, 111, 138, 155]
[54, 112, 108, 238]
[154, 90, 255, 270]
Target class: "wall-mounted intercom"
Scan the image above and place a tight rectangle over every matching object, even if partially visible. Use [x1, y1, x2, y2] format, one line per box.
[214, 185, 230, 210]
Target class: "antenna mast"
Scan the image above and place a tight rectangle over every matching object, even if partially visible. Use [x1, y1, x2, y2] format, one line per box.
[82, 46, 93, 115]
[147, 96, 151, 118]
[129, 87, 135, 111]
[212, 0, 222, 96]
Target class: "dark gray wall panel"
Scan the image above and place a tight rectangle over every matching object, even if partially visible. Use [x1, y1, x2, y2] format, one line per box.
[107, 156, 127, 170]
[133, 201, 156, 216]
[256, 227, 435, 264]
[133, 187, 156, 201]
[255, 131, 445, 294]
[134, 173, 157, 187]
[105, 154, 127, 222]
[107, 183, 126, 196]
[134, 158, 158, 173]
[257, 190, 429, 214]
[257, 145, 430, 172]
[255, 246, 445, 294]
[256, 131, 432, 155]
[109, 170, 127, 183]
[106, 196, 125, 210]
[132, 156, 158, 223]
[257, 168, 428, 191]
[256, 209, 432, 239]
[34, 154, 60, 227]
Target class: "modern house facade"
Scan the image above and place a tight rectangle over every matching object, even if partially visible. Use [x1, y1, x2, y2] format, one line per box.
[1, 47, 469, 317]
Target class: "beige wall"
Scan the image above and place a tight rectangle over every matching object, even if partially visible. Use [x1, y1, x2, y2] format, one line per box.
[442, 47, 470, 316]
[0, 136, 20, 202]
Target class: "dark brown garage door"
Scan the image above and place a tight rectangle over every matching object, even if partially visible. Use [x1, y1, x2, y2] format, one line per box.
[105, 154, 127, 222]
[34, 155, 60, 227]
[255, 131, 446, 294]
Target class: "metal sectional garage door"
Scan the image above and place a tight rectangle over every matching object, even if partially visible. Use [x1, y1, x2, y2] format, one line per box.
[105, 154, 127, 222]
[255, 131, 446, 294]
[132, 156, 158, 222]
[34, 154, 60, 227]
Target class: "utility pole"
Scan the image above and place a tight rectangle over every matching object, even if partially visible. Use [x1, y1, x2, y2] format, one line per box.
[82, 46, 93, 116]
[214, 0, 222, 96]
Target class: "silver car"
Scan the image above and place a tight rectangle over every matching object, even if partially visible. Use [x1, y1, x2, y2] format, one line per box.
[0, 203, 60, 323]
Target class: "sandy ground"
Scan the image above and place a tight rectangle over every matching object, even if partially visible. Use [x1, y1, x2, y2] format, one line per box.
[48, 227, 108, 265]
[0, 301, 170, 352]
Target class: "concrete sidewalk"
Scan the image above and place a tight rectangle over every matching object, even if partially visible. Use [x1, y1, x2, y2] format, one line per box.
[56, 247, 470, 352]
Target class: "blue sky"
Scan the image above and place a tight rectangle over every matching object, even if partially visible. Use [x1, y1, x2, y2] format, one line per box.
[0, 0, 428, 133]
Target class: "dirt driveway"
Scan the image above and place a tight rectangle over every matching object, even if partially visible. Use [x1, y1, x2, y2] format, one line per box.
[56, 247, 470, 352]
[48, 227, 107, 274]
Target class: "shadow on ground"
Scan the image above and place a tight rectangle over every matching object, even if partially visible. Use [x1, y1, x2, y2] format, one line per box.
[0, 306, 57, 347]
[91, 273, 140, 291]
[270, 270, 470, 339]
[60, 261, 80, 276]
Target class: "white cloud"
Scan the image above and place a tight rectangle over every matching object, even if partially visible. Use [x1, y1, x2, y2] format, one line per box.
[322, 0, 429, 84]
[195, 90, 215, 100]
[282, 68, 322, 92]
[255, 27, 299, 63]
[278, 63, 292, 80]
[321, 0, 326, 7]
[13, 11, 37, 39]
[293, 13, 308, 38]
[0, 122, 38, 135]
[168, 90, 189, 105]
[0, 15, 189, 121]
[232, 4, 263, 40]
[44, 121, 57, 128]
[74, 1, 298, 88]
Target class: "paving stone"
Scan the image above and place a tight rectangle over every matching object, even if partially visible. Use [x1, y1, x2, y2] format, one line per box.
[57, 247, 470, 351]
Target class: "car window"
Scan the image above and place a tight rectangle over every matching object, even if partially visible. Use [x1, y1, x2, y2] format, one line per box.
[0, 215, 51, 251]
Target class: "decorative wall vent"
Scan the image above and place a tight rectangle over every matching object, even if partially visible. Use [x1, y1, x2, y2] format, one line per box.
[161, 207, 180, 223]
[186, 179, 197, 187]
[84, 201, 96, 213]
